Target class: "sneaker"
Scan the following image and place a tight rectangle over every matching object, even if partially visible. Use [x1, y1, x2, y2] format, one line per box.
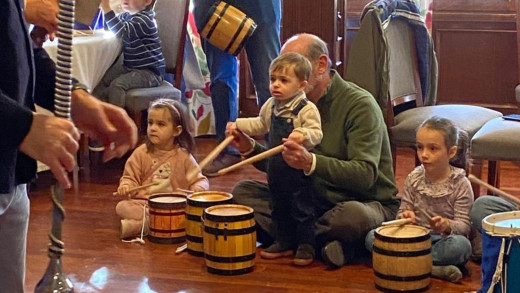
[293, 244, 315, 266]
[431, 265, 463, 283]
[89, 139, 105, 152]
[260, 242, 293, 259]
[321, 240, 345, 269]
[202, 152, 241, 177]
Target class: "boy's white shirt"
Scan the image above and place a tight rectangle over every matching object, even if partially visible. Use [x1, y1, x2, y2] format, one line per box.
[236, 91, 323, 150]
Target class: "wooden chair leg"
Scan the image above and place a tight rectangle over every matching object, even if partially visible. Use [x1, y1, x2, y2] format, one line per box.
[470, 158, 483, 198]
[487, 161, 500, 194]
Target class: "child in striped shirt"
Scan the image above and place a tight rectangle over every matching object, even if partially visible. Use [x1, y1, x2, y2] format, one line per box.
[94, 0, 165, 108]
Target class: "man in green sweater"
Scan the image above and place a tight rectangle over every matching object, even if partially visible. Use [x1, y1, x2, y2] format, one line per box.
[230, 33, 400, 268]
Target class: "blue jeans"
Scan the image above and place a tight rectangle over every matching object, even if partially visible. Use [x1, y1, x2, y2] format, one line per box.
[365, 229, 472, 266]
[470, 195, 517, 232]
[0, 184, 29, 293]
[192, 0, 281, 154]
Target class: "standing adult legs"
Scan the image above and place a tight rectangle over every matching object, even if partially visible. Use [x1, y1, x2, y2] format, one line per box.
[0, 185, 30, 293]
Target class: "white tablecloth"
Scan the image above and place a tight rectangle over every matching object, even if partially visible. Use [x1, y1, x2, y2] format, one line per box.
[43, 31, 122, 91]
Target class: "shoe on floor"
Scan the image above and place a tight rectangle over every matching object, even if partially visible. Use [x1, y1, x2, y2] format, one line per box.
[202, 153, 241, 177]
[120, 219, 148, 239]
[89, 139, 105, 152]
[260, 242, 293, 259]
[431, 265, 463, 283]
[293, 244, 315, 266]
[321, 240, 345, 269]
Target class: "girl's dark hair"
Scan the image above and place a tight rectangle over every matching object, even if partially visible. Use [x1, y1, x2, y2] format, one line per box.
[145, 98, 194, 152]
[419, 116, 469, 170]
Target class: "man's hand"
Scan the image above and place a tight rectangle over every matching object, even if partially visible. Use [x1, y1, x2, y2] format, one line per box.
[71, 89, 138, 162]
[19, 113, 80, 188]
[282, 140, 312, 172]
[25, 0, 58, 40]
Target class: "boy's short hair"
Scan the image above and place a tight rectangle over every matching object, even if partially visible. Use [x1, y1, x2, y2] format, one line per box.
[269, 52, 312, 81]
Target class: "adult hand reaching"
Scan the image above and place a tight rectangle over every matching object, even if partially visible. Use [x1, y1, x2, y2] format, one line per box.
[24, 0, 58, 41]
[71, 89, 138, 162]
[19, 113, 80, 188]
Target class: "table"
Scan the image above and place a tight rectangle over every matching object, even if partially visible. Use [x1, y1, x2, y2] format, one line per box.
[43, 31, 122, 91]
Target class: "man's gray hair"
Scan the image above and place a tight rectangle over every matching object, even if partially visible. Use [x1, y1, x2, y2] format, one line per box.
[305, 34, 332, 70]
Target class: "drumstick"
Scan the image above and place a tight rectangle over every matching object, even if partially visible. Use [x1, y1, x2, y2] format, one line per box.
[468, 174, 520, 206]
[175, 188, 193, 196]
[112, 182, 159, 196]
[175, 243, 187, 254]
[217, 144, 284, 175]
[186, 136, 234, 181]
[381, 218, 412, 226]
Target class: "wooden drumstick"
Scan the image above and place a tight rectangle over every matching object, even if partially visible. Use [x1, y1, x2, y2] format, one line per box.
[112, 182, 159, 196]
[186, 136, 234, 181]
[217, 144, 284, 175]
[381, 218, 412, 226]
[468, 174, 520, 206]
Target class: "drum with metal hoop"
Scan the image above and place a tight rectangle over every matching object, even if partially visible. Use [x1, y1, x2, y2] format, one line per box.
[203, 204, 256, 275]
[148, 193, 186, 244]
[480, 211, 520, 293]
[373, 225, 432, 292]
[199, 1, 257, 56]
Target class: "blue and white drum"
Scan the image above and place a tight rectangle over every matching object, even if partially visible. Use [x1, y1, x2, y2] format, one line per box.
[480, 211, 520, 293]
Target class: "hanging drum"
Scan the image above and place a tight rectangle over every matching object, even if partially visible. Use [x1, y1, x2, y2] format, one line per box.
[199, 1, 257, 56]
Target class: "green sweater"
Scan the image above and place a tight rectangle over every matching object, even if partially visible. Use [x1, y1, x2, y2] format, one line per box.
[251, 71, 399, 213]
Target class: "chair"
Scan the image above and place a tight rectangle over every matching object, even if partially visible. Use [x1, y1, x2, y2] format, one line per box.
[467, 0, 520, 197]
[346, 0, 502, 172]
[469, 82, 520, 198]
[124, 0, 190, 136]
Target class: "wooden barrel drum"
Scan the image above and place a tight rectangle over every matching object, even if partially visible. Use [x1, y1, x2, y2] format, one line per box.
[148, 193, 186, 244]
[372, 225, 432, 292]
[186, 191, 233, 256]
[203, 204, 256, 275]
[199, 1, 257, 56]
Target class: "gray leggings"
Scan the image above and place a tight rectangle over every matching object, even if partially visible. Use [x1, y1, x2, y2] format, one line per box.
[92, 55, 163, 108]
[232, 180, 398, 249]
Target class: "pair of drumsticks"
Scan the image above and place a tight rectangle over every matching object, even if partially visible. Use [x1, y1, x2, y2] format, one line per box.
[382, 174, 520, 227]
[185, 136, 284, 181]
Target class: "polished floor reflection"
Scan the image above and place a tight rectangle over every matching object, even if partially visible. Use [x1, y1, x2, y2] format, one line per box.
[25, 138, 520, 292]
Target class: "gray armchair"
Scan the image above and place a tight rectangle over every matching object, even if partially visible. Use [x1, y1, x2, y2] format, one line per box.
[470, 86, 520, 196]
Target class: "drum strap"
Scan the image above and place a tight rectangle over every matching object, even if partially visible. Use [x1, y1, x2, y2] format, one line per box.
[488, 238, 506, 293]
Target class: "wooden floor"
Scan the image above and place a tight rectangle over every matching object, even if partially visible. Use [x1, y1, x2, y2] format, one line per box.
[25, 137, 520, 293]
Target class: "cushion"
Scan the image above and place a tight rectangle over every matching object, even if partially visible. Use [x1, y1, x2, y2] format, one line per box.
[471, 117, 520, 161]
[125, 80, 181, 112]
[391, 105, 502, 146]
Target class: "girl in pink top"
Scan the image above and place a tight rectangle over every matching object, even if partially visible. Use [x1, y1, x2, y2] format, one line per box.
[116, 99, 209, 240]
